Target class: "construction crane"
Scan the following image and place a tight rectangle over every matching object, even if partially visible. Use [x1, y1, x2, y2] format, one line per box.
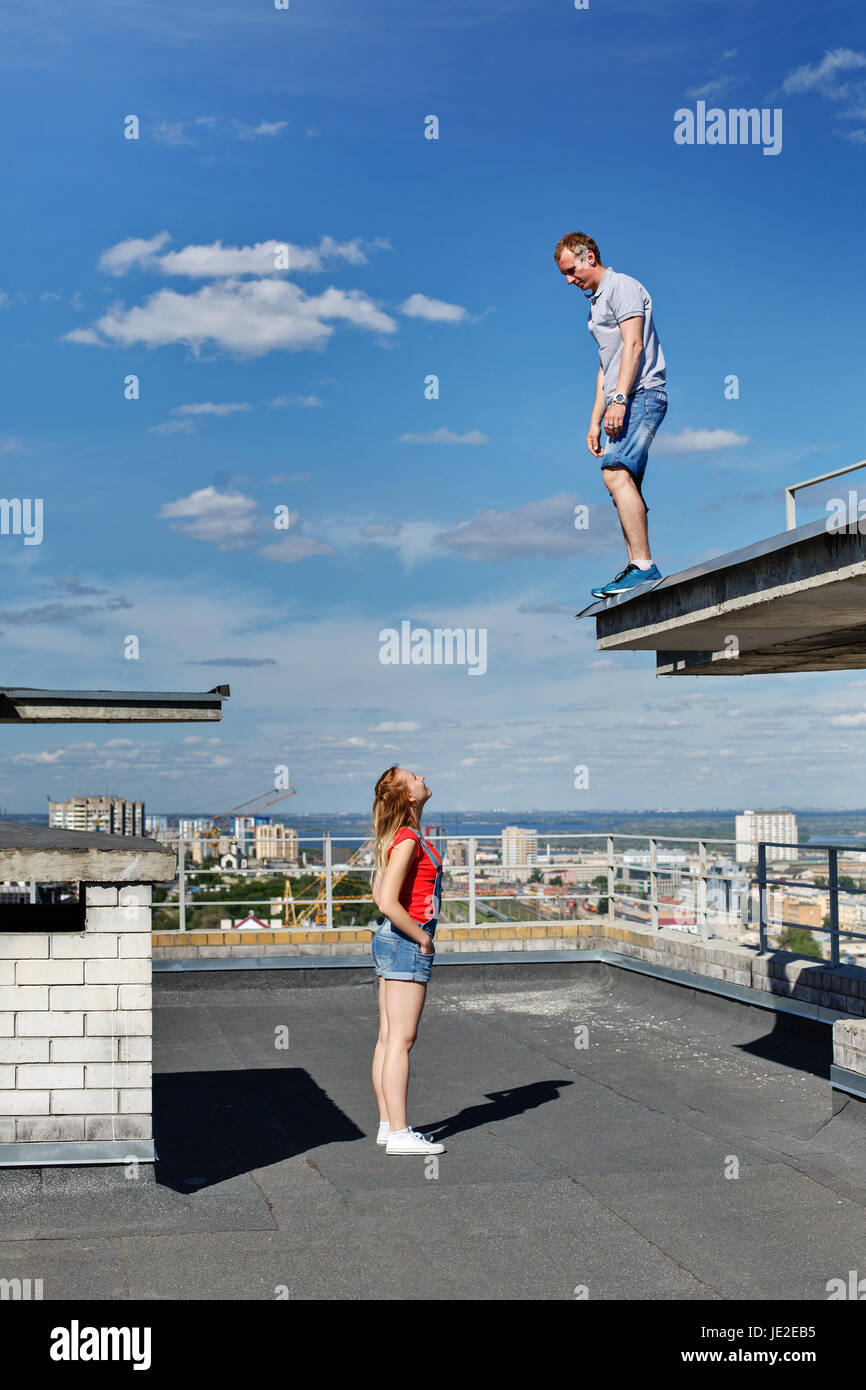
[200, 783, 298, 854]
[284, 839, 373, 927]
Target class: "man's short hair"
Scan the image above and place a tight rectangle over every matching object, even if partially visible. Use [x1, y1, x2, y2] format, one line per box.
[554, 232, 601, 265]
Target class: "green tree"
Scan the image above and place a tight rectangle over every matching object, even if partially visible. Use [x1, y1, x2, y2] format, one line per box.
[778, 926, 822, 959]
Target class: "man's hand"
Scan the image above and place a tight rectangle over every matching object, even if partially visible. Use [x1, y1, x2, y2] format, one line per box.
[586, 425, 604, 458]
[603, 403, 626, 438]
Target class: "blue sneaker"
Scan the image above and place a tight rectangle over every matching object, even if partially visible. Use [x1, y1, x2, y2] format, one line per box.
[601, 562, 662, 594]
[590, 563, 637, 598]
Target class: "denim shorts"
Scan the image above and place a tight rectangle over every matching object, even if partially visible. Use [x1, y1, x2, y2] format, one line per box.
[371, 920, 435, 984]
[602, 387, 667, 497]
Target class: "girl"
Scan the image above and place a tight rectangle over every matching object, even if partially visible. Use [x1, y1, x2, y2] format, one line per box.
[370, 766, 446, 1155]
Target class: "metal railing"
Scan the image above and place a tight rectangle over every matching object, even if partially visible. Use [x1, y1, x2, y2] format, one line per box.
[757, 840, 866, 966]
[785, 457, 866, 530]
[147, 831, 866, 963]
[154, 830, 756, 941]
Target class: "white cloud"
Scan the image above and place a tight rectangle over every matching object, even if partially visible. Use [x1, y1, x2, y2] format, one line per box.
[62, 327, 102, 345]
[437, 492, 613, 564]
[153, 122, 194, 146]
[399, 427, 489, 445]
[158, 487, 259, 547]
[150, 418, 198, 436]
[66, 278, 397, 357]
[97, 233, 388, 279]
[370, 721, 420, 732]
[684, 75, 741, 99]
[653, 428, 749, 455]
[782, 47, 866, 97]
[236, 120, 289, 139]
[174, 401, 253, 417]
[399, 293, 468, 323]
[267, 394, 323, 408]
[258, 535, 334, 562]
[98, 232, 173, 276]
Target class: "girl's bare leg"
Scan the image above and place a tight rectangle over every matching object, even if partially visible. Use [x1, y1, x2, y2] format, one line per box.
[372, 976, 390, 1123]
[382, 979, 427, 1132]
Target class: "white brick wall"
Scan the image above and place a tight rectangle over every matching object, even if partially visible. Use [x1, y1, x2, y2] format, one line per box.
[51, 1036, 116, 1063]
[84, 959, 150, 985]
[16, 1064, 85, 1089]
[85, 905, 150, 934]
[53, 934, 118, 959]
[16, 1012, 83, 1036]
[17, 960, 84, 985]
[0, 935, 49, 959]
[1, 882, 154, 1149]
[85, 1010, 151, 1036]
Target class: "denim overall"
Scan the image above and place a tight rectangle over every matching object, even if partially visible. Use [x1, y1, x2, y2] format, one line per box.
[371, 830, 442, 984]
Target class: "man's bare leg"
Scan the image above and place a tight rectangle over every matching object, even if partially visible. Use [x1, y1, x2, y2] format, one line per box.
[602, 467, 652, 570]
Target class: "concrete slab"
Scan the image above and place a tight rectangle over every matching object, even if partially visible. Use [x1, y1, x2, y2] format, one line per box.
[0, 819, 175, 881]
[580, 518, 866, 675]
[0, 684, 229, 723]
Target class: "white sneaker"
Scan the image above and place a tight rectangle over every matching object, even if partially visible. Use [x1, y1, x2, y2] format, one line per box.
[385, 1128, 445, 1155]
[377, 1124, 434, 1146]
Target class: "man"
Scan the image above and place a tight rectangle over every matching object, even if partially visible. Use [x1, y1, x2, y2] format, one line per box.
[554, 232, 668, 597]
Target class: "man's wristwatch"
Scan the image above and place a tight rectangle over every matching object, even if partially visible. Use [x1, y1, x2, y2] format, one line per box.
[610, 392, 628, 406]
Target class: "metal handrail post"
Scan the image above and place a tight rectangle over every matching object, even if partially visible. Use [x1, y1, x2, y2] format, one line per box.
[784, 488, 797, 530]
[324, 833, 333, 929]
[649, 836, 659, 931]
[828, 846, 840, 967]
[757, 842, 767, 954]
[697, 839, 708, 938]
[468, 837, 477, 927]
[606, 836, 615, 925]
[178, 831, 186, 932]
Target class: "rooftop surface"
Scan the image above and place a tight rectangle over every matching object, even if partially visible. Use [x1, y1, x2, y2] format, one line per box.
[2, 960, 865, 1300]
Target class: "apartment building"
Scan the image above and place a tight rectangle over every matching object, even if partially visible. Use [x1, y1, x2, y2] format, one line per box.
[253, 823, 299, 863]
[49, 795, 144, 837]
[735, 810, 798, 864]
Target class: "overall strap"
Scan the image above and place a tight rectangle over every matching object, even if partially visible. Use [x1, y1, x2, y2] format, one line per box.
[408, 826, 441, 869]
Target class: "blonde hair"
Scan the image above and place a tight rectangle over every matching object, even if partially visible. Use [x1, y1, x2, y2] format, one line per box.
[371, 765, 417, 875]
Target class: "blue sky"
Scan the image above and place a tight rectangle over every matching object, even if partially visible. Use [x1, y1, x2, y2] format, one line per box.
[1, 0, 866, 815]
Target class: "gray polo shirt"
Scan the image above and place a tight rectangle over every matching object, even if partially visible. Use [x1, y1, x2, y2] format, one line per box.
[588, 267, 666, 404]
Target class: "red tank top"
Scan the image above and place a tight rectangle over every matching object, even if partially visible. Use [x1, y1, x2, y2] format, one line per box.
[387, 828, 442, 923]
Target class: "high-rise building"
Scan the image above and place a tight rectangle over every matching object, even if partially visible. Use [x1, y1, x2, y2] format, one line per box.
[501, 825, 538, 868]
[735, 810, 798, 863]
[49, 796, 144, 837]
[233, 815, 271, 854]
[253, 823, 299, 862]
